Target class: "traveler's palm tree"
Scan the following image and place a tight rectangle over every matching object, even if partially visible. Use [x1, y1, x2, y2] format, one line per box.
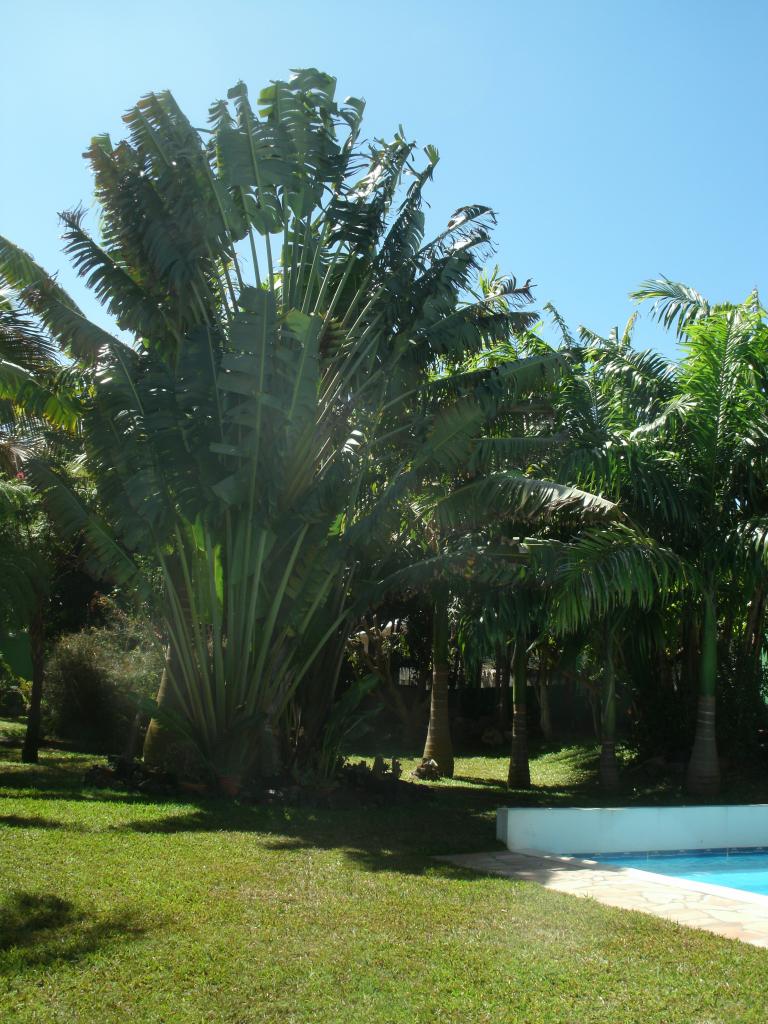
[0, 71, 616, 779]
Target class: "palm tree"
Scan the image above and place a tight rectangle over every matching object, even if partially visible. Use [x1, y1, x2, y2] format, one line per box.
[632, 283, 768, 796]
[421, 586, 454, 775]
[547, 525, 682, 790]
[384, 325, 619, 777]
[549, 286, 768, 796]
[506, 590, 539, 788]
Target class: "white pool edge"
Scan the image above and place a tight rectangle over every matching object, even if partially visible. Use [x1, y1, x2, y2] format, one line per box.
[497, 803, 768, 856]
[514, 849, 768, 910]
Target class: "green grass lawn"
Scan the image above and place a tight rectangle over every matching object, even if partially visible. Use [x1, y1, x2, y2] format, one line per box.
[1, 720, 767, 1024]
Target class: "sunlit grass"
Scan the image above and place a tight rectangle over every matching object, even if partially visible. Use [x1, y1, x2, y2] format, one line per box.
[348, 745, 602, 789]
[2, 721, 767, 1022]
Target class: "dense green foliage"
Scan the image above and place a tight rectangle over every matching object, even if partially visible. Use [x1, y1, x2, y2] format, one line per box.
[3, 64, 768, 1024]
[542, 295, 768, 793]
[42, 607, 164, 752]
[0, 659, 26, 717]
[0, 68, 766, 799]
[0, 70, 615, 783]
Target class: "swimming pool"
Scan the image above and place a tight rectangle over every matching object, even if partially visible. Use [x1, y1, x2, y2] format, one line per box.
[589, 849, 768, 896]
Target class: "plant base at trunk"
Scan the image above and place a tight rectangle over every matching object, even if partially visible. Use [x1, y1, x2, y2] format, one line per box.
[686, 695, 720, 797]
[599, 739, 620, 793]
[508, 704, 530, 788]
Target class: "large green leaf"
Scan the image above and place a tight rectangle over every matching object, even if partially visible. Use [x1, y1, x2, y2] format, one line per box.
[436, 472, 616, 533]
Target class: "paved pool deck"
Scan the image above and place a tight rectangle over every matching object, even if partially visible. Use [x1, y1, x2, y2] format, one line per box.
[441, 850, 768, 947]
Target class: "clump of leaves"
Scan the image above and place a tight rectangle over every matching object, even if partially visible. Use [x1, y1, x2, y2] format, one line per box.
[42, 604, 163, 752]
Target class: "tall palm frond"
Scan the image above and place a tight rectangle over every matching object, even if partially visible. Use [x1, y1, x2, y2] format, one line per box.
[631, 276, 711, 338]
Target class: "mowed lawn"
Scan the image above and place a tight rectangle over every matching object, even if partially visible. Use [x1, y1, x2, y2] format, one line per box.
[1, 722, 767, 1024]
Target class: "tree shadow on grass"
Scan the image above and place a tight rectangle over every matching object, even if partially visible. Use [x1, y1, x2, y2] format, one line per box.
[108, 760, 708, 880]
[7, 740, 733, 883]
[0, 813, 87, 831]
[114, 783, 521, 878]
[0, 891, 150, 972]
[453, 774, 508, 789]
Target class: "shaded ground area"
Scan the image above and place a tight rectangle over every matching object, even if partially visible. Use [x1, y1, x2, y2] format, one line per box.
[1, 719, 767, 1023]
[0, 891, 148, 970]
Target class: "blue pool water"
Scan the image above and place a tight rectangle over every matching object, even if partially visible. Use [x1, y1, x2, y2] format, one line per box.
[589, 849, 768, 896]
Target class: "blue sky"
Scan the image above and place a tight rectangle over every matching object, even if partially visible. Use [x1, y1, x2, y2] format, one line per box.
[2, 0, 766, 358]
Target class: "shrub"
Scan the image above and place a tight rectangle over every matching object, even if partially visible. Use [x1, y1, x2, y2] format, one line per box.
[42, 607, 164, 753]
[0, 657, 27, 718]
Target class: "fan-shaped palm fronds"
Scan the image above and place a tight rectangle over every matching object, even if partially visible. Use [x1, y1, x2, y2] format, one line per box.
[1, 70, 565, 779]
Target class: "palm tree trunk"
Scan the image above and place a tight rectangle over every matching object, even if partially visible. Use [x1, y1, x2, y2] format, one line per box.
[681, 612, 699, 734]
[495, 643, 511, 729]
[537, 669, 553, 741]
[686, 589, 720, 797]
[21, 606, 44, 764]
[422, 595, 453, 777]
[599, 628, 620, 793]
[507, 641, 530, 788]
[744, 582, 765, 673]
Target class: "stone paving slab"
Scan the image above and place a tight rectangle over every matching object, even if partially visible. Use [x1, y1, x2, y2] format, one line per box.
[440, 850, 768, 947]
